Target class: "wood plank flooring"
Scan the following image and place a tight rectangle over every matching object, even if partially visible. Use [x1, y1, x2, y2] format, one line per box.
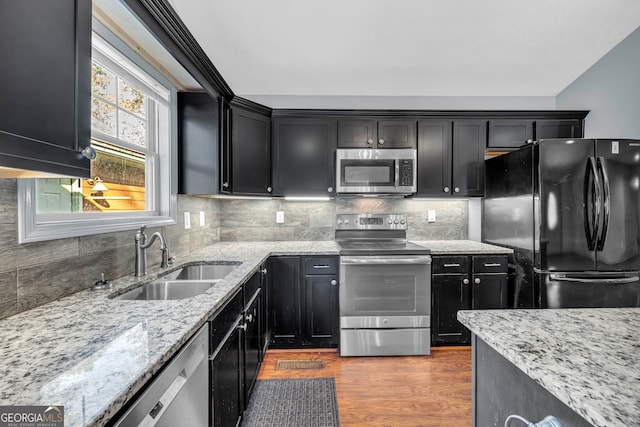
[258, 347, 472, 426]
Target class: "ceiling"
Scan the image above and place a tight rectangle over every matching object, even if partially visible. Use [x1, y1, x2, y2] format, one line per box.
[166, 0, 640, 108]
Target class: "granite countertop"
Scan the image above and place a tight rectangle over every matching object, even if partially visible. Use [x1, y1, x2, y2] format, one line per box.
[414, 239, 513, 255]
[458, 308, 640, 427]
[0, 239, 508, 426]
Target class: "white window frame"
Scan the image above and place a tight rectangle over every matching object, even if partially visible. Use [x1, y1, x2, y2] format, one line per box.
[17, 20, 177, 243]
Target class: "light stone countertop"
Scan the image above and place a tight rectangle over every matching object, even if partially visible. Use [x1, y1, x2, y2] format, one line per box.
[0, 240, 508, 427]
[458, 308, 640, 427]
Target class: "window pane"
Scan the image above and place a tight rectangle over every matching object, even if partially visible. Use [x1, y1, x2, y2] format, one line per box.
[118, 77, 145, 118]
[119, 111, 146, 147]
[91, 61, 116, 102]
[91, 97, 116, 136]
[35, 179, 83, 213]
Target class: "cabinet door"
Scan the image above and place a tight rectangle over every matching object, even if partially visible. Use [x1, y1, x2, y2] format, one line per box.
[268, 257, 302, 347]
[472, 273, 508, 309]
[337, 119, 376, 148]
[487, 120, 533, 148]
[303, 274, 339, 347]
[0, 0, 91, 177]
[417, 120, 452, 196]
[535, 119, 583, 140]
[272, 118, 337, 196]
[178, 92, 219, 194]
[211, 324, 242, 427]
[231, 107, 271, 195]
[432, 273, 471, 345]
[244, 290, 262, 406]
[452, 120, 486, 196]
[377, 120, 417, 148]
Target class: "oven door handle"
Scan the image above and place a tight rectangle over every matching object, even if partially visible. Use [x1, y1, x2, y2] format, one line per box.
[340, 256, 431, 265]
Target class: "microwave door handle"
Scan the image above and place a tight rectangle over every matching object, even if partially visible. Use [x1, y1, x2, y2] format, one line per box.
[394, 160, 400, 187]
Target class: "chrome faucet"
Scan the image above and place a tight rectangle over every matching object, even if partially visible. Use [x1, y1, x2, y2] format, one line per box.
[135, 225, 170, 277]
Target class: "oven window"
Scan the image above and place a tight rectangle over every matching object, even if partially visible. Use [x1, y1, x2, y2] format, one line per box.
[341, 160, 395, 185]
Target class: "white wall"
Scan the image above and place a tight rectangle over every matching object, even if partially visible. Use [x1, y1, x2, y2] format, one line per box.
[556, 26, 640, 138]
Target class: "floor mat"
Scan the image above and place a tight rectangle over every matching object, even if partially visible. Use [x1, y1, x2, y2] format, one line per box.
[241, 378, 340, 427]
[276, 359, 326, 370]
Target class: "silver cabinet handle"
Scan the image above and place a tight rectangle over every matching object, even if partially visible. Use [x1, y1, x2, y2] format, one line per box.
[462, 278, 469, 285]
[443, 263, 461, 267]
[443, 186, 450, 192]
[454, 187, 460, 193]
[330, 279, 337, 286]
[313, 265, 331, 269]
[484, 263, 503, 267]
[474, 278, 481, 284]
[378, 138, 385, 145]
[238, 323, 247, 331]
[367, 138, 374, 145]
[261, 268, 267, 275]
[246, 313, 253, 322]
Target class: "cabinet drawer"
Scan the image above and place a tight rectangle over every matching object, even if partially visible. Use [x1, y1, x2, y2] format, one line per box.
[210, 289, 243, 348]
[432, 256, 468, 274]
[244, 271, 261, 305]
[304, 256, 338, 275]
[473, 255, 508, 273]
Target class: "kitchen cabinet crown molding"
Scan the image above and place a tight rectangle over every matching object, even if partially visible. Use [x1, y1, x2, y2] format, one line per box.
[271, 109, 590, 119]
[231, 96, 273, 117]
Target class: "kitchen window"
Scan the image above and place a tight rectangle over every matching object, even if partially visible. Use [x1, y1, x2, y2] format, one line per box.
[18, 23, 177, 243]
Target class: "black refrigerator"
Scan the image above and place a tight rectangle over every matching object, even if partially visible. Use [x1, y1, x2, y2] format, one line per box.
[483, 138, 640, 308]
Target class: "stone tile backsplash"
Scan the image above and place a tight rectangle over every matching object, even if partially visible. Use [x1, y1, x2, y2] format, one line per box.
[0, 179, 468, 319]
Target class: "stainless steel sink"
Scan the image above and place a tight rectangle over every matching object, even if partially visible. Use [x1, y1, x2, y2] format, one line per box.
[115, 261, 241, 301]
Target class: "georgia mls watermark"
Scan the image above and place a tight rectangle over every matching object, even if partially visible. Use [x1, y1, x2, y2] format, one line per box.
[0, 406, 64, 427]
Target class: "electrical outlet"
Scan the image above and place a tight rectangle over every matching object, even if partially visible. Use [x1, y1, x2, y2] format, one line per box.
[276, 211, 285, 224]
[199, 211, 205, 227]
[184, 212, 191, 229]
[428, 210, 436, 223]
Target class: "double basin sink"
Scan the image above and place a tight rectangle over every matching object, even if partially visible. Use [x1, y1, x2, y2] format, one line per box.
[115, 261, 241, 301]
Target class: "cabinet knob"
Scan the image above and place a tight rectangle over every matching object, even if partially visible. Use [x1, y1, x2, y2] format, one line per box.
[378, 138, 385, 145]
[462, 278, 469, 285]
[266, 186, 272, 193]
[261, 267, 267, 275]
[246, 313, 253, 322]
[330, 279, 337, 286]
[367, 138, 374, 145]
[223, 182, 229, 188]
[474, 278, 481, 284]
[80, 146, 96, 160]
[454, 187, 460, 193]
[328, 187, 333, 193]
[443, 186, 450, 193]
[238, 323, 247, 331]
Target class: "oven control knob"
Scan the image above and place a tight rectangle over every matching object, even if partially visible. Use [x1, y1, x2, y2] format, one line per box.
[394, 219, 399, 224]
[388, 219, 393, 224]
[337, 219, 343, 225]
[382, 318, 389, 325]
[400, 219, 406, 224]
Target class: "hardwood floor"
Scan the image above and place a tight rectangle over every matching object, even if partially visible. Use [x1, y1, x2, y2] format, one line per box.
[258, 347, 472, 426]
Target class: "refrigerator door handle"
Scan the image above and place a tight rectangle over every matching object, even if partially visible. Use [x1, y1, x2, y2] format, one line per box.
[583, 157, 600, 251]
[595, 157, 610, 251]
[549, 274, 639, 284]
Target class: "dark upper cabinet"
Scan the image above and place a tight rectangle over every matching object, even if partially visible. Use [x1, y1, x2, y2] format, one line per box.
[178, 92, 219, 194]
[272, 117, 337, 196]
[535, 119, 583, 140]
[0, 0, 91, 177]
[417, 119, 485, 197]
[338, 118, 416, 148]
[226, 105, 271, 195]
[487, 120, 534, 149]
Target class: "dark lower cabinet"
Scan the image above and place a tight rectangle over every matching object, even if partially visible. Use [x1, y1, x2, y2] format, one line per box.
[210, 289, 243, 427]
[268, 256, 339, 348]
[243, 286, 262, 405]
[432, 254, 508, 345]
[0, 0, 91, 177]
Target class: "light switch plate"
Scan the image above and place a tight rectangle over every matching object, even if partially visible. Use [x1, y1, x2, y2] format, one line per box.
[184, 212, 191, 229]
[428, 210, 436, 223]
[199, 211, 205, 227]
[276, 211, 285, 224]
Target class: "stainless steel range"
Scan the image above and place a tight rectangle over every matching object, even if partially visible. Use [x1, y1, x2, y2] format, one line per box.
[336, 213, 431, 356]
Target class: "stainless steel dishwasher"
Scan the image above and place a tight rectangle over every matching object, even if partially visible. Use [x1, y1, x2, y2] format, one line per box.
[114, 324, 209, 427]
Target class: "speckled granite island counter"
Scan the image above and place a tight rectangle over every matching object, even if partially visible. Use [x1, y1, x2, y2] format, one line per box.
[458, 308, 640, 427]
[0, 239, 507, 427]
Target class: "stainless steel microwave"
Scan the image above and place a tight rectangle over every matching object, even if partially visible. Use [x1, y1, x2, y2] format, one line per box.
[336, 148, 417, 195]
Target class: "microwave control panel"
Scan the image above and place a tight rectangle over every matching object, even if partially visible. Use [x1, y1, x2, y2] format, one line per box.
[399, 159, 414, 186]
